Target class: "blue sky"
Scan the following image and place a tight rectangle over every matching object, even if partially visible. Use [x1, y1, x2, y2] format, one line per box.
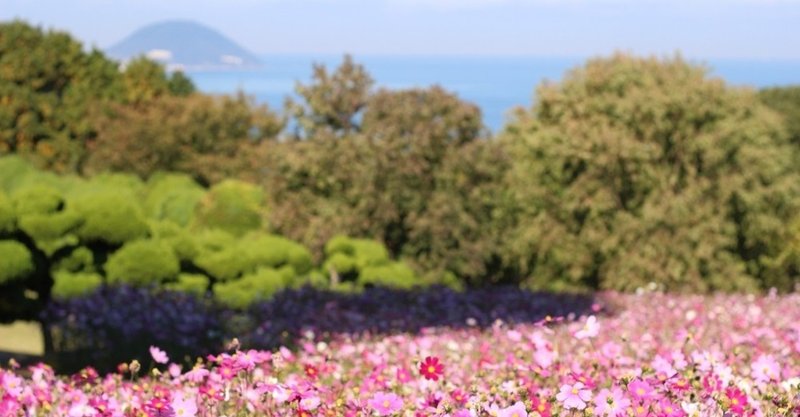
[2, 0, 799, 59]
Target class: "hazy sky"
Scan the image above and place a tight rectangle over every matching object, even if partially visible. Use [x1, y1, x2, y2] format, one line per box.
[2, 0, 799, 59]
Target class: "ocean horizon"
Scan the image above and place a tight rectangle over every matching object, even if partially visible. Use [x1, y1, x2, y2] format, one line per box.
[186, 54, 800, 131]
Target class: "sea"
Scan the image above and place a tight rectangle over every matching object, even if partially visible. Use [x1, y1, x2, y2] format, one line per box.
[186, 55, 800, 132]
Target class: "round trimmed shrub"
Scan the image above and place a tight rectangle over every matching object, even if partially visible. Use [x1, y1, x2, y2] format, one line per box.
[195, 233, 310, 281]
[165, 273, 210, 296]
[0, 192, 14, 233]
[359, 262, 421, 290]
[144, 174, 205, 226]
[105, 240, 180, 286]
[52, 246, 94, 273]
[0, 240, 34, 284]
[73, 193, 148, 245]
[213, 267, 292, 309]
[11, 184, 63, 215]
[51, 271, 102, 299]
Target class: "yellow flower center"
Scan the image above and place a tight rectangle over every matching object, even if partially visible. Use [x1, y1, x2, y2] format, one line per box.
[428, 366, 436, 373]
[732, 398, 739, 405]
[572, 388, 579, 394]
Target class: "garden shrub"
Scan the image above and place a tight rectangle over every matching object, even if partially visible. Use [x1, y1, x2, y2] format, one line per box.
[165, 273, 210, 296]
[144, 173, 205, 226]
[195, 233, 311, 281]
[213, 266, 293, 309]
[11, 184, 64, 215]
[51, 271, 102, 299]
[0, 192, 14, 233]
[323, 236, 399, 284]
[193, 180, 265, 236]
[72, 193, 148, 245]
[359, 262, 421, 290]
[51, 246, 94, 273]
[148, 220, 198, 261]
[0, 240, 34, 284]
[105, 239, 180, 286]
[17, 211, 82, 255]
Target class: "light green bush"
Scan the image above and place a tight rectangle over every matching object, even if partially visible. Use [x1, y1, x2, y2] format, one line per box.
[51, 246, 94, 273]
[51, 271, 102, 299]
[11, 184, 63, 215]
[213, 267, 292, 309]
[144, 173, 205, 226]
[165, 273, 209, 296]
[0, 240, 34, 284]
[359, 261, 421, 290]
[195, 233, 311, 281]
[0, 192, 14, 233]
[73, 193, 148, 245]
[148, 220, 198, 261]
[105, 239, 180, 286]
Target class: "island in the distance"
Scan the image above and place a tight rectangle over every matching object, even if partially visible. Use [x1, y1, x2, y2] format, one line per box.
[106, 20, 261, 71]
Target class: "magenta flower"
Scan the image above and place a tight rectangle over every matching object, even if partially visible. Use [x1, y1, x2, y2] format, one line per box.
[149, 346, 169, 364]
[593, 387, 630, 417]
[556, 382, 592, 410]
[499, 401, 528, 417]
[369, 392, 402, 416]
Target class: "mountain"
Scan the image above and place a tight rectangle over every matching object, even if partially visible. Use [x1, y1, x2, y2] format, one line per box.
[106, 20, 261, 70]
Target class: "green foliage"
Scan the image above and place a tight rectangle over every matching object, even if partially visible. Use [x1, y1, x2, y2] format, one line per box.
[73, 193, 148, 245]
[192, 180, 266, 237]
[165, 274, 209, 296]
[359, 262, 421, 290]
[287, 55, 374, 137]
[0, 240, 34, 284]
[501, 53, 800, 292]
[213, 267, 293, 309]
[105, 240, 180, 286]
[84, 93, 283, 184]
[51, 246, 94, 273]
[167, 71, 196, 97]
[11, 184, 64, 215]
[51, 271, 102, 299]
[0, 192, 15, 234]
[759, 86, 800, 145]
[0, 20, 123, 171]
[195, 233, 311, 281]
[144, 173, 205, 226]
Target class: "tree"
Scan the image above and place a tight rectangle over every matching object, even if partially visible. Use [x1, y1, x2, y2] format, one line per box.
[84, 93, 283, 184]
[759, 86, 800, 146]
[501, 53, 800, 292]
[287, 55, 374, 138]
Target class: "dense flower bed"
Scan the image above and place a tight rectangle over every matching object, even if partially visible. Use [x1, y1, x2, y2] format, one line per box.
[5, 292, 800, 416]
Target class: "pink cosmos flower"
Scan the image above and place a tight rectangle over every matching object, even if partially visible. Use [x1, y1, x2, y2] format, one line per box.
[499, 401, 528, 417]
[575, 316, 600, 339]
[369, 392, 403, 416]
[149, 346, 169, 364]
[751, 354, 780, 383]
[724, 387, 748, 416]
[657, 398, 684, 417]
[594, 387, 631, 417]
[628, 379, 654, 401]
[556, 382, 592, 410]
[171, 394, 197, 417]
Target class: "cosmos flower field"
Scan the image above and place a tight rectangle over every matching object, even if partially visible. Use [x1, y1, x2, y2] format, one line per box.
[2, 292, 800, 416]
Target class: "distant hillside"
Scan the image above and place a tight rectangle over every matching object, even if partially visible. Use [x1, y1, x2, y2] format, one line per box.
[107, 20, 261, 70]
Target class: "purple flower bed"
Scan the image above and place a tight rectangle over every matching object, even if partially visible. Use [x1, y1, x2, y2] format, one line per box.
[40, 285, 595, 373]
